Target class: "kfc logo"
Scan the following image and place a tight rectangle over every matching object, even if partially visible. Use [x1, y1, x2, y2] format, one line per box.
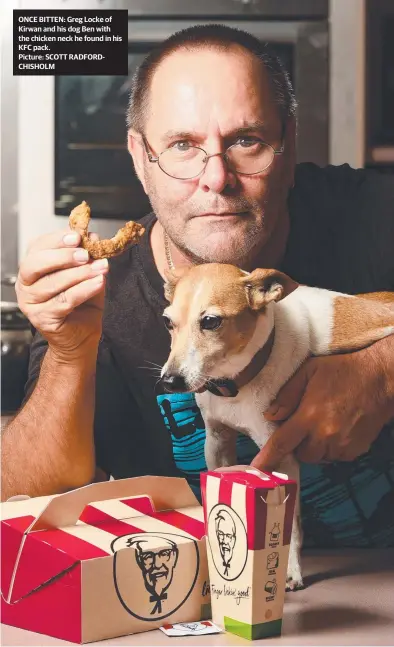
[207, 504, 248, 581]
[111, 532, 199, 621]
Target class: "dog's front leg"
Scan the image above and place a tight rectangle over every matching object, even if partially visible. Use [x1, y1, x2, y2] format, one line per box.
[277, 454, 304, 591]
[204, 420, 238, 470]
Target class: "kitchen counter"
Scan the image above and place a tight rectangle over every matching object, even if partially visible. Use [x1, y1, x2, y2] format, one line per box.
[2, 549, 394, 646]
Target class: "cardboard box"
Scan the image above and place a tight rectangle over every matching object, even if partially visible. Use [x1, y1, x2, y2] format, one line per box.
[201, 466, 297, 641]
[1, 477, 210, 644]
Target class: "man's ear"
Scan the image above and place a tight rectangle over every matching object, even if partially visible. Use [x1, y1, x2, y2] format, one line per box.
[127, 130, 147, 193]
[240, 268, 298, 311]
[163, 267, 188, 303]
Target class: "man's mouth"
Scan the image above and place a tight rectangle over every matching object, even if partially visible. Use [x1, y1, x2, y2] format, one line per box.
[197, 211, 247, 218]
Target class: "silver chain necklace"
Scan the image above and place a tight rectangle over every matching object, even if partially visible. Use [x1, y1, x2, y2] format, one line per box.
[164, 231, 175, 270]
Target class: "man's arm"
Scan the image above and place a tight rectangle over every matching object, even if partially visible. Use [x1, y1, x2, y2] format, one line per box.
[1, 228, 109, 500]
[251, 334, 394, 470]
[1, 345, 98, 500]
[252, 166, 394, 470]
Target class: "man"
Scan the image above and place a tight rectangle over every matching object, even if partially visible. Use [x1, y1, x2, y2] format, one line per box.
[2, 25, 394, 548]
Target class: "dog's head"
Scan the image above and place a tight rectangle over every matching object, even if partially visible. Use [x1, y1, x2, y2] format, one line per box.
[161, 263, 297, 393]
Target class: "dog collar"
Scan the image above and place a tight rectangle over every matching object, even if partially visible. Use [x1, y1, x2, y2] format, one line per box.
[202, 328, 275, 398]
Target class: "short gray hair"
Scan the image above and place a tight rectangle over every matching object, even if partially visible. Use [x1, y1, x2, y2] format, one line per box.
[127, 23, 297, 133]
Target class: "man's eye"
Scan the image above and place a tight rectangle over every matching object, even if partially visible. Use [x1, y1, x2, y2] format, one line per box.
[163, 315, 174, 330]
[200, 315, 223, 331]
[171, 141, 192, 151]
[235, 136, 263, 148]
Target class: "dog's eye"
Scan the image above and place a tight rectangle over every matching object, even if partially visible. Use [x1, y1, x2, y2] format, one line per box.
[200, 315, 223, 331]
[163, 315, 174, 331]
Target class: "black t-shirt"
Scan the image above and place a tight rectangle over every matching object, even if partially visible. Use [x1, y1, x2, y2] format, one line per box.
[24, 163, 394, 547]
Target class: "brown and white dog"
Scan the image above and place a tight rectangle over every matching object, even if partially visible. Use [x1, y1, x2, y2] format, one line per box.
[161, 263, 394, 590]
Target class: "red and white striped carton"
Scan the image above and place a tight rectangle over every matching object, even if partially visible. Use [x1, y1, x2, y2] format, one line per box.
[201, 466, 297, 641]
[1, 476, 210, 644]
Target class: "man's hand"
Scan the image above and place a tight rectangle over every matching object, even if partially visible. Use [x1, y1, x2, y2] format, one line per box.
[16, 229, 108, 362]
[2, 229, 109, 499]
[251, 336, 394, 471]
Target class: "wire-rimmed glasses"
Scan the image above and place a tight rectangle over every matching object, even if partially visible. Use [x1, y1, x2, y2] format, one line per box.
[142, 136, 284, 180]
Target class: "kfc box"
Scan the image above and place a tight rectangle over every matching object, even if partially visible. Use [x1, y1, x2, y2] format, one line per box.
[1, 477, 210, 643]
[201, 467, 297, 641]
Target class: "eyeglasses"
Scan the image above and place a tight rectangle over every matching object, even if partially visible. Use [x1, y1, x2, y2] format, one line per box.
[142, 135, 284, 180]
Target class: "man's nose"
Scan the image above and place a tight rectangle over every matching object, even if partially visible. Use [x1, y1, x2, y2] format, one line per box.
[199, 154, 237, 193]
[160, 372, 188, 393]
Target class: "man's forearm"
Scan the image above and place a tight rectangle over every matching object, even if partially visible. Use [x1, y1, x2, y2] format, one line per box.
[367, 334, 394, 421]
[1, 347, 98, 500]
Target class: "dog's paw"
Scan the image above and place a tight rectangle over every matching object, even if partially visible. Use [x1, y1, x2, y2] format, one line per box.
[286, 559, 304, 591]
[286, 574, 304, 592]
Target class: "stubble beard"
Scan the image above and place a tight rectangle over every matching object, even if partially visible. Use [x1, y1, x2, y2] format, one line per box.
[146, 175, 269, 266]
[174, 218, 264, 265]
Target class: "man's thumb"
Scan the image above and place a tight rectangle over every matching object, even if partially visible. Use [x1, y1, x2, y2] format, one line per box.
[264, 361, 309, 421]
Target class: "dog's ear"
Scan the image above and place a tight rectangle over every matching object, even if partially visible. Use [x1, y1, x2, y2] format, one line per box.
[163, 267, 188, 303]
[241, 268, 298, 311]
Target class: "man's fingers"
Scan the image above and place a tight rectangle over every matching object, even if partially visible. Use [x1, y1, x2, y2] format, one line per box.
[264, 362, 309, 421]
[21, 232, 100, 290]
[30, 274, 106, 320]
[295, 437, 326, 463]
[250, 415, 309, 471]
[22, 260, 108, 304]
[26, 229, 81, 254]
[18, 247, 90, 287]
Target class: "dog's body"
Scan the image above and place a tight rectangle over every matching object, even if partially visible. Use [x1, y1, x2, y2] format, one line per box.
[161, 263, 394, 591]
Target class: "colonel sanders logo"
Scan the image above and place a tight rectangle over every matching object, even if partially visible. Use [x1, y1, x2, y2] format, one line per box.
[215, 509, 236, 576]
[127, 535, 178, 614]
[111, 532, 200, 621]
[207, 504, 248, 582]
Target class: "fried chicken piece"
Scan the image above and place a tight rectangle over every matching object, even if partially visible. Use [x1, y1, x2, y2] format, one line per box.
[69, 201, 145, 259]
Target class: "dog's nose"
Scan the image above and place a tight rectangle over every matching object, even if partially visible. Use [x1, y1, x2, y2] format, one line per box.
[161, 373, 188, 393]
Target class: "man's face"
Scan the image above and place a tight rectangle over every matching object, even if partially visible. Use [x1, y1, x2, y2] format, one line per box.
[217, 518, 236, 563]
[130, 46, 295, 266]
[139, 546, 177, 596]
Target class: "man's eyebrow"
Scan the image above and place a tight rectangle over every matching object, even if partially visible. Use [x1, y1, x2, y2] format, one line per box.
[161, 122, 270, 144]
[160, 130, 202, 143]
[235, 121, 270, 136]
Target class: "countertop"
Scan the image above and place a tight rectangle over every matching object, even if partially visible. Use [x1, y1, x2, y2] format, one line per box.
[2, 549, 394, 646]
